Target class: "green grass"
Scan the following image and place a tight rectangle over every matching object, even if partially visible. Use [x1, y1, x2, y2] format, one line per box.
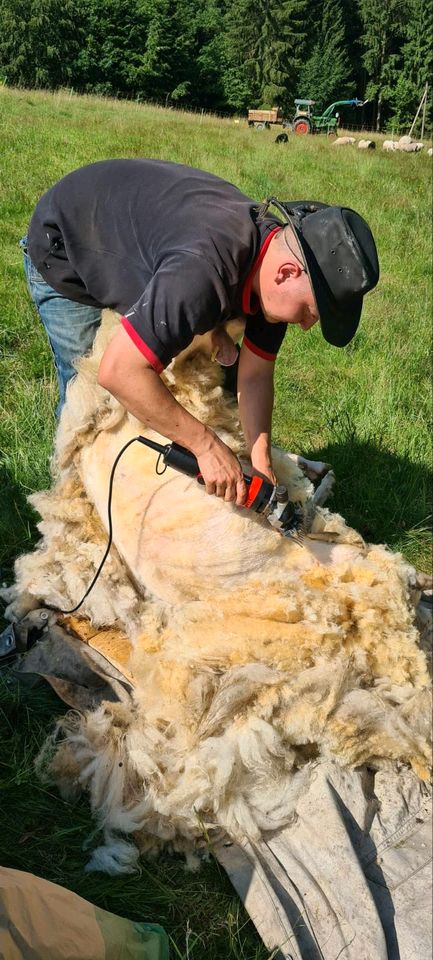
[0, 87, 432, 958]
[0, 676, 272, 959]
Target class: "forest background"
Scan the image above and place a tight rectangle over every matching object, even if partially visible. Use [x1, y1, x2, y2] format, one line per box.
[0, 0, 432, 133]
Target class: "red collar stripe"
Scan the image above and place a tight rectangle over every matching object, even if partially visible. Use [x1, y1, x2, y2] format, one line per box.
[242, 227, 281, 315]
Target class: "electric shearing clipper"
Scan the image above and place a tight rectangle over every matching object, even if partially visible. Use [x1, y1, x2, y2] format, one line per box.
[50, 434, 306, 617]
[137, 436, 305, 541]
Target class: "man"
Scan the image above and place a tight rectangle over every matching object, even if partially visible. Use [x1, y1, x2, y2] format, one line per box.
[23, 158, 379, 505]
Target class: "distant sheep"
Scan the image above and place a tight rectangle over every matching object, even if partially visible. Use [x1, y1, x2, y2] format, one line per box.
[428, 147, 433, 156]
[398, 135, 424, 152]
[383, 136, 424, 154]
[399, 141, 424, 152]
[333, 137, 356, 146]
[358, 139, 375, 150]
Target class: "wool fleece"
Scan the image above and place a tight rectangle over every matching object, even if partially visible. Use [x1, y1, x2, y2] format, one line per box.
[3, 311, 431, 873]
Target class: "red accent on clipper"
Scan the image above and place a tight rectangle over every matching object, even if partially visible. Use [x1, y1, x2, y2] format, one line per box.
[244, 475, 265, 509]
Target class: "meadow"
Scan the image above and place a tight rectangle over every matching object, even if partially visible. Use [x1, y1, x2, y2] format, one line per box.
[0, 87, 432, 959]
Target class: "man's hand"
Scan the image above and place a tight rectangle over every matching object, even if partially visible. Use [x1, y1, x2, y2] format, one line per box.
[251, 460, 277, 486]
[195, 433, 247, 505]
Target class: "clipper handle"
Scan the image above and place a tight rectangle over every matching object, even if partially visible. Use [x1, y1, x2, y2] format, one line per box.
[163, 442, 274, 511]
[163, 442, 201, 477]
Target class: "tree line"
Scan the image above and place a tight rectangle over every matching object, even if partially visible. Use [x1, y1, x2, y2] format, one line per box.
[0, 0, 431, 132]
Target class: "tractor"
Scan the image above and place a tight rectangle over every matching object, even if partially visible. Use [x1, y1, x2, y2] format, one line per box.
[292, 98, 366, 135]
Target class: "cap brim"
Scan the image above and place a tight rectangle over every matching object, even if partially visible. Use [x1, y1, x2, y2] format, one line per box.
[289, 219, 363, 347]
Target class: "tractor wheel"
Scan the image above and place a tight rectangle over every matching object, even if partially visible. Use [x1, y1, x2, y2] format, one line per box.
[293, 117, 312, 135]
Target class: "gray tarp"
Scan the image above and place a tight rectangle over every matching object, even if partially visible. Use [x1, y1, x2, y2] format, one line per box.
[9, 610, 433, 960]
[216, 762, 432, 960]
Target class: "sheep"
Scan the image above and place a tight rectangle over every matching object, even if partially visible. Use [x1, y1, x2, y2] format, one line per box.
[332, 137, 356, 146]
[398, 135, 424, 152]
[3, 310, 430, 872]
[358, 139, 376, 149]
[400, 141, 424, 152]
[383, 135, 425, 153]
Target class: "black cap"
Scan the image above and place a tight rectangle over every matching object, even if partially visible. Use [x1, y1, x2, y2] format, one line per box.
[257, 199, 380, 347]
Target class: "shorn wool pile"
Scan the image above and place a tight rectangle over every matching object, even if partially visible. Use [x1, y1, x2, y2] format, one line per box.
[3, 312, 431, 874]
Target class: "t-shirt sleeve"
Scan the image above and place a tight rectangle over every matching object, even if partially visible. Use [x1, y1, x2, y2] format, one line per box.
[121, 253, 231, 372]
[243, 312, 287, 361]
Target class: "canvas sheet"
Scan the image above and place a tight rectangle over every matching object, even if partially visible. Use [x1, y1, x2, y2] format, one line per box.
[216, 762, 432, 960]
[11, 614, 432, 960]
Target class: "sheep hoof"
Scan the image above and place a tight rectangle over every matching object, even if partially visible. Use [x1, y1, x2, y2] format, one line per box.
[312, 470, 336, 508]
[298, 457, 332, 482]
[415, 571, 433, 591]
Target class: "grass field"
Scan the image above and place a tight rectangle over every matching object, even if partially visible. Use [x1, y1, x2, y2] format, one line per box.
[0, 87, 432, 958]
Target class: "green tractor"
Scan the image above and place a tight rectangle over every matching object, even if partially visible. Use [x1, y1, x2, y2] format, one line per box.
[292, 98, 366, 135]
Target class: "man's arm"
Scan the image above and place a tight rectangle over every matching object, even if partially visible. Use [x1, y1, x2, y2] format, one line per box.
[98, 326, 247, 504]
[237, 343, 277, 484]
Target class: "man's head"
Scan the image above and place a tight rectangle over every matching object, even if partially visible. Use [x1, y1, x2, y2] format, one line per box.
[255, 201, 380, 346]
[253, 227, 319, 330]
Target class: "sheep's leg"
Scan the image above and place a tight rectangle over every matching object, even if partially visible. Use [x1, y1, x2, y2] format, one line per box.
[415, 571, 433, 591]
[297, 470, 336, 538]
[312, 470, 336, 508]
[287, 453, 332, 481]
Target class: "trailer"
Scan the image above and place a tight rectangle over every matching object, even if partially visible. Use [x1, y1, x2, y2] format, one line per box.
[247, 107, 283, 129]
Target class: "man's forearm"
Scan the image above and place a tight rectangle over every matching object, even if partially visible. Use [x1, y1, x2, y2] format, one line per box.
[97, 326, 247, 503]
[102, 361, 212, 455]
[237, 349, 275, 479]
[98, 332, 211, 454]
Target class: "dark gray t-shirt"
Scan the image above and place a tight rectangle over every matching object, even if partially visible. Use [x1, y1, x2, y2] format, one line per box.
[28, 159, 287, 371]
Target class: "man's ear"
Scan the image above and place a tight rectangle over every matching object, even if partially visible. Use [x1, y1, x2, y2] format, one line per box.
[275, 261, 303, 284]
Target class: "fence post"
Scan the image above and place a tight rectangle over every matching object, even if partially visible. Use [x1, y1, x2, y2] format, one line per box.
[409, 83, 428, 138]
[421, 83, 428, 140]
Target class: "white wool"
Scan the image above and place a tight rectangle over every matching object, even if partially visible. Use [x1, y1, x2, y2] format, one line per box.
[4, 309, 430, 873]
[84, 839, 141, 875]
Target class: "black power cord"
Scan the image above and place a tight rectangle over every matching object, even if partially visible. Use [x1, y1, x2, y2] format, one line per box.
[59, 437, 142, 615]
[57, 433, 279, 616]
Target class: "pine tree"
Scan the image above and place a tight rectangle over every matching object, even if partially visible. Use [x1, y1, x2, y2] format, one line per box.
[0, 0, 82, 88]
[260, 0, 309, 110]
[389, 0, 432, 131]
[297, 0, 352, 107]
[222, 0, 308, 113]
[357, 0, 407, 131]
[134, 0, 195, 103]
[191, 0, 227, 109]
[340, 0, 364, 96]
[76, 0, 150, 97]
[221, 0, 262, 111]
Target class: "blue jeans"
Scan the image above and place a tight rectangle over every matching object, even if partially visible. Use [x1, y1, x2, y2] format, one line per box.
[20, 236, 102, 415]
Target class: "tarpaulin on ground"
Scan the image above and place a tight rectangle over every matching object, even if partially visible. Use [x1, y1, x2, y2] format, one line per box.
[9, 611, 433, 960]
